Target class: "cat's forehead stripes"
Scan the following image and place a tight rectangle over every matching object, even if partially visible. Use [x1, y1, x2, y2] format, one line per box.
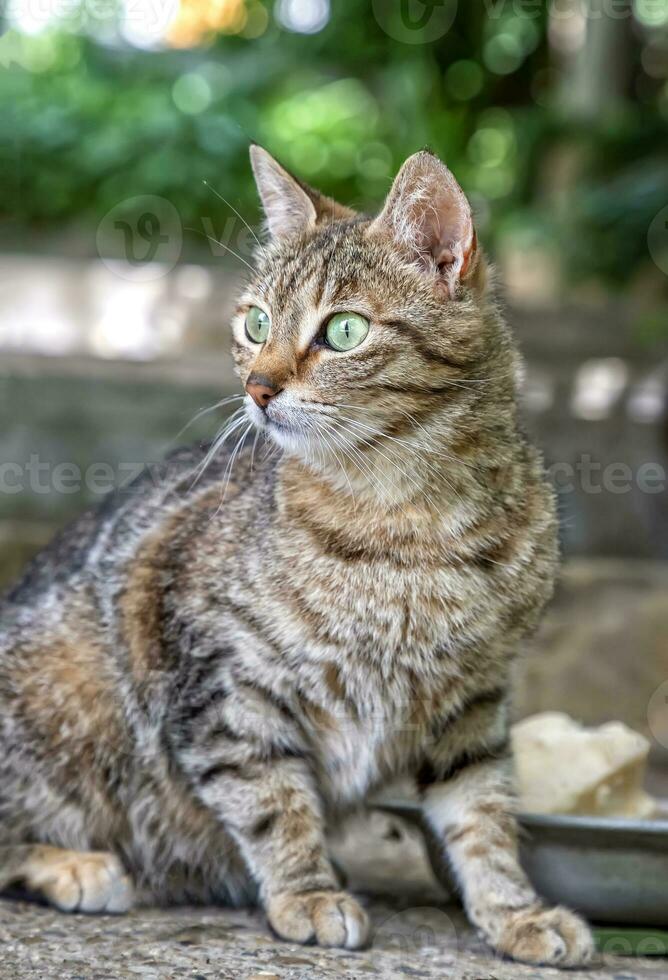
[255, 223, 410, 337]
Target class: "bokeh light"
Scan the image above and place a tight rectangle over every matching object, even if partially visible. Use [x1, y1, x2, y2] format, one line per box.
[172, 72, 213, 114]
[168, 0, 248, 48]
[634, 0, 668, 28]
[483, 12, 540, 76]
[0, 0, 665, 312]
[262, 78, 379, 178]
[483, 33, 524, 75]
[445, 60, 484, 101]
[275, 0, 330, 34]
[467, 108, 516, 199]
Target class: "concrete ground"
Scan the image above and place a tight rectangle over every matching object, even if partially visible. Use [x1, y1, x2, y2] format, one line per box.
[1, 813, 666, 980]
[2, 892, 667, 980]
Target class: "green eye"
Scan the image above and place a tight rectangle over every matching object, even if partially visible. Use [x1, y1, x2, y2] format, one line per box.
[245, 306, 270, 343]
[325, 312, 369, 352]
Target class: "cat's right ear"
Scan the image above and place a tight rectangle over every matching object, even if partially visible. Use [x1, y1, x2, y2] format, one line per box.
[250, 145, 355, 239]
[369, 150, 479, 298]
[250, 145, 318, 239]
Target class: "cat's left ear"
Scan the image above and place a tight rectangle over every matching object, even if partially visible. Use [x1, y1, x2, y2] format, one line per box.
[250, 145, 354, 239]
[369, 150, 478, 298]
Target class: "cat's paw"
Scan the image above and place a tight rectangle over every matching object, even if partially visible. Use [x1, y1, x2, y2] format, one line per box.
[26, 847, 134, 914]
[492, 904, 595, 967]
[267, 889, 369, 949]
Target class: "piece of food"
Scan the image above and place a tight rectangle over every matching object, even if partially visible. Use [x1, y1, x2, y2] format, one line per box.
[511, 712, 657, 818]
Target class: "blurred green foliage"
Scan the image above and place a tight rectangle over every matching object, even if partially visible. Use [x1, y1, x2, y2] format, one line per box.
[0, 0, 667, 294]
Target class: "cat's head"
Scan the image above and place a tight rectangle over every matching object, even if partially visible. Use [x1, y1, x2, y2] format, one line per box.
[231, 146, 505, 482]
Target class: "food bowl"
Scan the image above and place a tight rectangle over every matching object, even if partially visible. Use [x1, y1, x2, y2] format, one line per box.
[375, 800, 668, 926]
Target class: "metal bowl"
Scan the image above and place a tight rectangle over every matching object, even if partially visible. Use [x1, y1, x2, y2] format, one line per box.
[375, 800, 668, 926]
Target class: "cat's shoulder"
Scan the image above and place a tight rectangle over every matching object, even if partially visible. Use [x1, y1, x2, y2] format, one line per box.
[1, 437, 267, 610]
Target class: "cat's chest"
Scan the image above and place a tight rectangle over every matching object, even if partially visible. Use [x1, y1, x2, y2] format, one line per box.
[304, 665, 463, 808]
[278, 557, 503, 804]
[290, 633, 475, 808]
[280, 552, 476, 660]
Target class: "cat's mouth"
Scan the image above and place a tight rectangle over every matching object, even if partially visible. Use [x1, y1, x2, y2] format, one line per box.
[246, 394, 330, 430]
[244, 394, 303, 443]
[245, 394, 340, 458]
[266, 415, 294, 434]
[264, 402, 299, 432]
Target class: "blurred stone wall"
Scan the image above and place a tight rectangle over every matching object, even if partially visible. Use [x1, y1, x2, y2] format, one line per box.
[514, 559, 668, 777]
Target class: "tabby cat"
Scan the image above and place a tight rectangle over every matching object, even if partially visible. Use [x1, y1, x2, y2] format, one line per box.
[0, 147, 594, 966]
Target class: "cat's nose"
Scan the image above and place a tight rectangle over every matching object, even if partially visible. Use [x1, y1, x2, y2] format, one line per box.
[245, 375, 280, 409]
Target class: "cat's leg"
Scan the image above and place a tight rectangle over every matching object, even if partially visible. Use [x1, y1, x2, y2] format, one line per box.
[418, 691, 594, 967]
[181, 746, 368, 948]
[0, 844, 134, 913]
[171, 663, 370, 949]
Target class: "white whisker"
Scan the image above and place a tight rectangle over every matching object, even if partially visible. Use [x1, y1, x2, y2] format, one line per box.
[314, 420, 358, 514]
[167, 394, 245, 449]
[189, 408, 247, 489]
[202, 179, 262, 248]
[212, 421, 254, 519]
[184, 227, 255, 273]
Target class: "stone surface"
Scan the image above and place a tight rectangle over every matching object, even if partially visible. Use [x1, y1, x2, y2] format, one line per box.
[1, 887, 666, 980]
[1, 814, 666, 979]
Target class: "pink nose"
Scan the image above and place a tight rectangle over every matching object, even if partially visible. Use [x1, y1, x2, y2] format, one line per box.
[246, 376, 280, 409]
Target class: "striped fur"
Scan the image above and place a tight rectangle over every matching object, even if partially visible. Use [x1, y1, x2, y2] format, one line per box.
[0, 150, 593, 964]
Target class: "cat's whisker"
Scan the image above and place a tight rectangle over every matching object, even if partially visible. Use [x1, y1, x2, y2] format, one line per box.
[313, 420, 359, 513]
[261, 431, 281, 462]
[340, 416, 467, 495]
[327, 415, 463, 520]
[318, 420, 384, 509]
[249, 427, 262, 474]
[189, 408, 248, 489]
[168, 395, 246, 450]
[328, 403, 477, 471]
[329, 416, 444, 506]
[315, 426, 327, 475]
[190, 423, 228, 480]
[322, 432, 357, 515]
[184, 227, 256, 273]
[202, 180, 262, 248]
[212, 421, 254, 519]
[336, 413, 475, 472]
[200, 421, 247, 484]
[320, 418, 415, 517]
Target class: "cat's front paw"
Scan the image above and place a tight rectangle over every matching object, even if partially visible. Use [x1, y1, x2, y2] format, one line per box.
[26, 848, 134, 914]
[267, 889, 369, 949]
[492, 904, 595, 967]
